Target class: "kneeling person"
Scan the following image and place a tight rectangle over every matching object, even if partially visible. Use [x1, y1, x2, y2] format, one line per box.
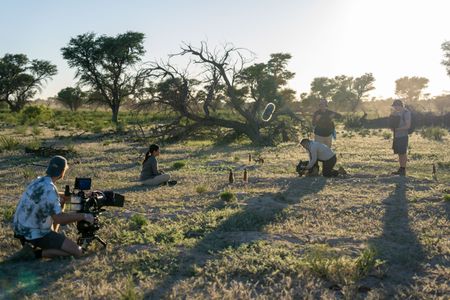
[299, 139, 346, 177]
[140, 144, 171, 186]
[13, 156, 94, 259]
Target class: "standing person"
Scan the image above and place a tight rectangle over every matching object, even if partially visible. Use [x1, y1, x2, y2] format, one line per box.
[312, 99, 341, 148]
[299, 139, 347, 177]
[390, 99, 411, 176]
[140, 144, 174, 186]
[12, 156, 94, 260]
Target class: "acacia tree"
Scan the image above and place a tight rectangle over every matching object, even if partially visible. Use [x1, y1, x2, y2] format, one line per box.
[0, 54, 57, 112]
[395, 76, 429, 102]
[61, 31, 148, 123]
[301, 73, 375, 112]
[56, 87, 86, 111]
[144, 43, 303, 145]
[442, 41, 450, 77]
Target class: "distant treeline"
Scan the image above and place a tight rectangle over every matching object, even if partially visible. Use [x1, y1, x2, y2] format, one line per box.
[363, 112, 450, 129]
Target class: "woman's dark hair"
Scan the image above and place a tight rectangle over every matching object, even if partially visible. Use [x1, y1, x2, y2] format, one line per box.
[300, 138, 310, 145]
[142, 144, 159, 164]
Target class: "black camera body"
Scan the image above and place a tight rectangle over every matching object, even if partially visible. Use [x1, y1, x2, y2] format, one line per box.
[65, 178, 125, 250]
[296, 160, 319, 177]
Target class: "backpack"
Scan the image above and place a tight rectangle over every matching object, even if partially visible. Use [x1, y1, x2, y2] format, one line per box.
[403, 108, 415, 134]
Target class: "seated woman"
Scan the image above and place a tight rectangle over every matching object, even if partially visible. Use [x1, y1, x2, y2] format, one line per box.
[140, 144, 171, 186]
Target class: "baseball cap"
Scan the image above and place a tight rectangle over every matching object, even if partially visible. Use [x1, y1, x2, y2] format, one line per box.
[392, 99, 404, 107]
[46, 155, 68, 177]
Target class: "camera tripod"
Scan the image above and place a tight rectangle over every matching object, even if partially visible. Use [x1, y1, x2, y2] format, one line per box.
[77, 233, 107, 251]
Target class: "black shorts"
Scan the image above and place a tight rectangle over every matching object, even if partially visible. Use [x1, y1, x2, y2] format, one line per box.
[28, 231, 66, 250]
[393, 136, 409, 155]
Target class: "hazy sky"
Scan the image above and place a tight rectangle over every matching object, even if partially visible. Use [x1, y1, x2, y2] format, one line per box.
[1, 0, 450, 99]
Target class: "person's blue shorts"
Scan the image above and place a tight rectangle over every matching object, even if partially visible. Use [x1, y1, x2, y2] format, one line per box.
[393, 136, 409, 155]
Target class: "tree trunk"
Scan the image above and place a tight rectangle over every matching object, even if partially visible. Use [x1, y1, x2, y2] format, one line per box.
[111, 105, 119, 124]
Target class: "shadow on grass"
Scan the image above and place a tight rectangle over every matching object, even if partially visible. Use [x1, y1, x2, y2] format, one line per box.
[144, 176, 327, 299]
[0, 256, 72, 299]
[368, 178, 425, 297]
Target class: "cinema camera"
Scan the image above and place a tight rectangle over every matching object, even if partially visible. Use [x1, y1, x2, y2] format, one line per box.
[64, 178, 125, 251]
[296, 160, 319, 177]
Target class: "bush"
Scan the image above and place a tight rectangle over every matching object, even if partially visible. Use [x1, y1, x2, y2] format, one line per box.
[1, 206, 15, 223]
[25, 138, 42, 150]
[31, 126, 42, 136]
[0, 135, 21, 152]
[343, 114, 365, 130]
[196, 185, 207, 194]
[20, 105, 53, 125]
[420, 127, 447, 141]
[172, 161, 186, 170]
[220, 191, 236, 203]
[129, 214, 148, 230]
[444, 194, 450, 202]
[382, 131, 392, 140]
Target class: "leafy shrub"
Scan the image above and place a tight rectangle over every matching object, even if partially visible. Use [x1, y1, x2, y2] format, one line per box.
[382, 131, 392, 140]
[343, 114, 365, 130]
[15, 125, 28, 135]
[420, 127, 447, 141]
[444, 194, 450, 202]
[220, 191, 236, 203]
[20, 105, 53, 125]
[196, 185, 207, 194]
[129, 214, 148, 230]
[21, 168, 37, 180]
[119, 277, 143, 300]
[0, 112, 19, 125]
[31, 126, 42, 136]
[1, 206, 15, 222]
[172, 161, 186, 170]
[0, 135, 21, 152]
[358, 128, 371, 137]
[25, 138, 42, 150]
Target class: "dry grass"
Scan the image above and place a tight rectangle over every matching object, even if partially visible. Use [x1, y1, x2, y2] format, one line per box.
[0, 127, 449, 299]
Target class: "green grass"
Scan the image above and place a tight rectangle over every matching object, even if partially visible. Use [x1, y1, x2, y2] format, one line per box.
[219, 191, 236, 203]
[420, 127, 447, 141]
[172, 161, 186, 170]
[0, 121, 449, 299]
[0, 135, 21, 152]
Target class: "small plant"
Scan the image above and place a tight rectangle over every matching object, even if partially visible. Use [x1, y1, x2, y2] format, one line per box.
[1, 206, 15, 222]
[25, 138, 42, 150]
[354, 246, 383, 279]
[20, 105, 54, 125]
[0, 135, 21, 152]
[119, 277, 143, 300]
[31, 126, 42, 136]
[196, 185, 207, 194]
[343, 113, 365, 130]
[382, 131, 392, 140]
[172, 161, 186, 170]
[22, 168, 37, 180]
[220, 191, 236, 203]
[420, 127, 447, 141]
[115, 122, 126, 133]
[91, 123, 104, 134]
[444, 194, 450, 202]
[358, 128, 371, 137]
[14, 125, 28, 135]
[129, 214, 148, 230]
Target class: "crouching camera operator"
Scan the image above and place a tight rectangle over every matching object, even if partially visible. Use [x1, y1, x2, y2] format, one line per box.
[12, 156, 94, 259]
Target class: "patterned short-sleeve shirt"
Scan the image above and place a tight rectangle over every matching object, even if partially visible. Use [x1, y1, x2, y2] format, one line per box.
[13, 176, 62, 240]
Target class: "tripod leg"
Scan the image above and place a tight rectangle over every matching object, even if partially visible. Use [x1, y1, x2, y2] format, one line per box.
[94, 235, 107, 248]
